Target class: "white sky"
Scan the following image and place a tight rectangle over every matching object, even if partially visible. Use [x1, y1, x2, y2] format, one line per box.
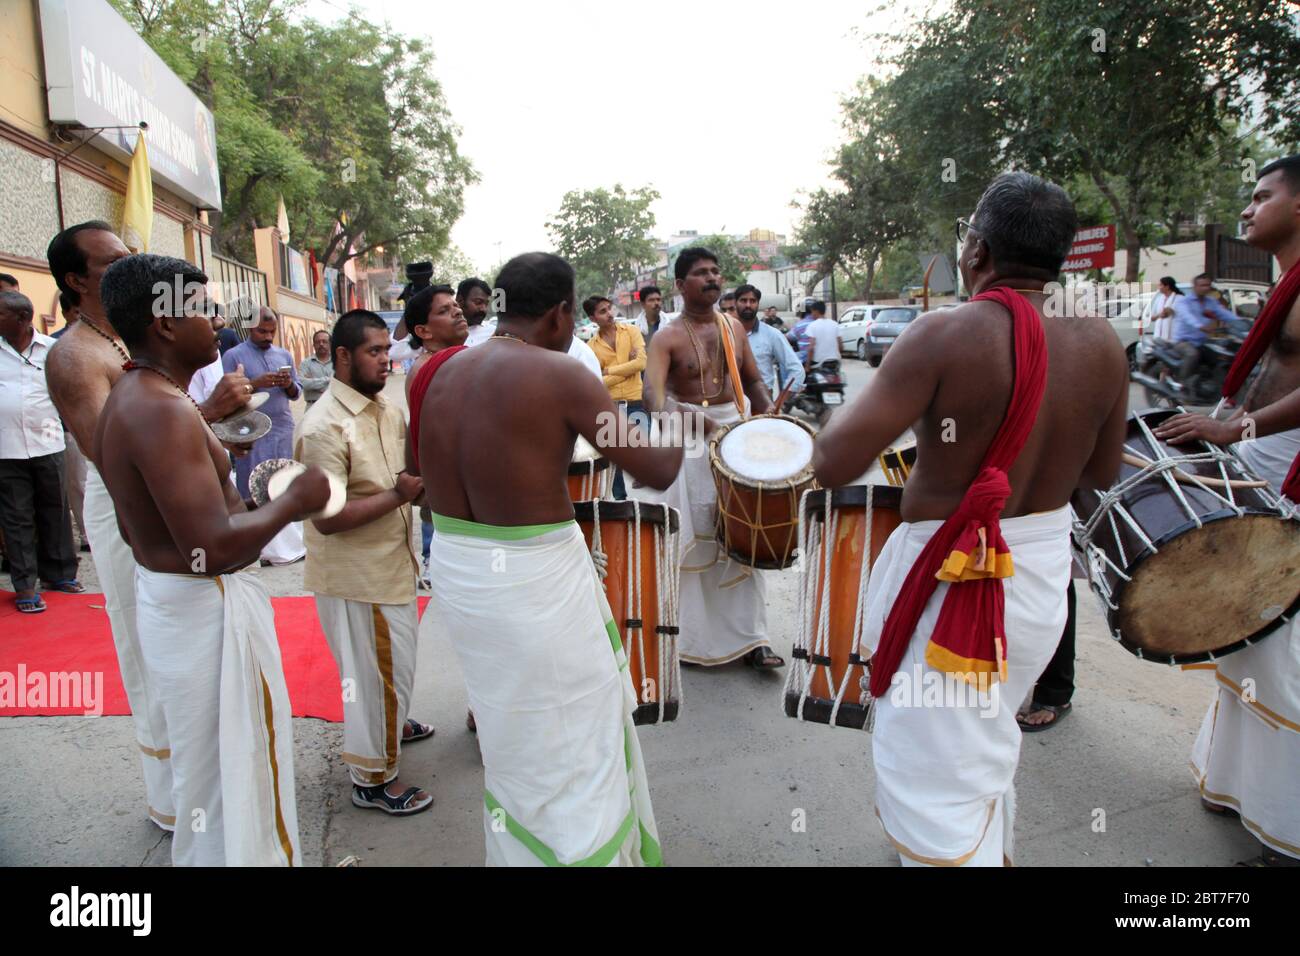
[311, 0, 929, 270]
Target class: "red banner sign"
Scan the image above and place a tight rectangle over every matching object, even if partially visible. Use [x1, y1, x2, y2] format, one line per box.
[1061, 225, 1116, 272]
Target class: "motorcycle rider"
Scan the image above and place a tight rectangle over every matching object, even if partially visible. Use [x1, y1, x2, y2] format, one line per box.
[1169, 273, 1236, 389]
[803, 300, 840, 371]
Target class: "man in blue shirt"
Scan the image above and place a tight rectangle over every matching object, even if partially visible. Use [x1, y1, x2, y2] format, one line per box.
[788, 298, 820, 364]
[736, 284, 803, 403]
[1170, 273, 1237, 386]
[222, 306, 301, 497]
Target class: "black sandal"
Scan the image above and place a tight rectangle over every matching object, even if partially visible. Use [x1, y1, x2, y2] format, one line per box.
[745, 646, 785, 669]
[1017, 701, 1071, 733]
[351, 782, 433, 816]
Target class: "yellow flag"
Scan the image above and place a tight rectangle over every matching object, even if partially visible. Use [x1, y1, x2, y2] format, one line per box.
[122, 134, 153, 253]
[276, 195, 290, 241]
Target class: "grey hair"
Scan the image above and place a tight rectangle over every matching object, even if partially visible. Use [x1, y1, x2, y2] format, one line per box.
[0, 290, 33, 317]
[100, 254, 208, 347]
[971, 172, 1078, 279]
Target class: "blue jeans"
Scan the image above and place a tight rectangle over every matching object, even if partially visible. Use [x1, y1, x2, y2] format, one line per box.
[611, 400, 649, 500]
[421, 519, 433, 560]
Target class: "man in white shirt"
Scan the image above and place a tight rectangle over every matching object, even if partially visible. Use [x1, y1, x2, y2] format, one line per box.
[0, 291, 81, 612]
[804, 300, 841, 367]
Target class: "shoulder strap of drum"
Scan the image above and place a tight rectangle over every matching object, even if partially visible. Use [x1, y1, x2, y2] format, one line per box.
[715, 312, 747, 420]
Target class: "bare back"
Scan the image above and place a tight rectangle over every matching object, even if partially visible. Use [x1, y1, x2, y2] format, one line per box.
[420, 339, 681, 525]
[815, 293, 1128, 521]
[46, 320, 127, 465]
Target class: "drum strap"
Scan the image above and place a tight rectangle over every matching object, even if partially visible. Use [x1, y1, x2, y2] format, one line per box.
[868, 288, 1049, 698]
[715, 312, 747, 420]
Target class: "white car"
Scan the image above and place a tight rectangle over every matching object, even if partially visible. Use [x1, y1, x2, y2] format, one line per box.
[836, 305, 919, 361]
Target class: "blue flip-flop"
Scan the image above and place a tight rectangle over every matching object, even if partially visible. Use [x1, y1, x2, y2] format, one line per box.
[15, 595, 46, 614]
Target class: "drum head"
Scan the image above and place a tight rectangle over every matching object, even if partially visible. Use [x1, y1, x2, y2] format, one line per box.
[718, 416, 814, 483]
[266, 461, 347, 519]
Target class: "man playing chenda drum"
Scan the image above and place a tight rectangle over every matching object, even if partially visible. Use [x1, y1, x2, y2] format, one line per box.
[1153, 154, 1300, 866]
[814, 172, 1128, 866]
[634, 247, 783, 670]
[417, 252, 682, 866]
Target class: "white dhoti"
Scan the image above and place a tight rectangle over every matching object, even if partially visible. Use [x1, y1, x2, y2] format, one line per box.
[862, 505, 1073, 866]
[631, 401, 767, 664]
[1189, 430, 1300, 860]
[134, 566, 300, 866]
[424, 514, 661, 867]
[83, 464, 174, 830]
[314, 597, 419, 786]
[259, 520, 305, 565]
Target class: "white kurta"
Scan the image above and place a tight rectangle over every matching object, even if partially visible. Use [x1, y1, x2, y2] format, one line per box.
[424, 515, 661, 867]
[83, 463, 175, 830]
[862, 506, 1073, 866]
[1189, 429, 1300, 860]
[631, 400, 767, 664]
[134, 566, 300, 866]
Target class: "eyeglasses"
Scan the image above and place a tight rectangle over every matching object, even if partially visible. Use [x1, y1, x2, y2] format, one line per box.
[956, 218, 979, 245]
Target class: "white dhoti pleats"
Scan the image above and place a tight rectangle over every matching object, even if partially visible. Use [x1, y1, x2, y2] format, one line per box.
[314, 596, 419, 786]
[83, 464, 174, 830]
[862, 505, 1073, 866]
[630, 401, 766, 664]
[134, 566, 299, 866]
[424, 515, 661, 867]
[1187, 431, 1300, 860]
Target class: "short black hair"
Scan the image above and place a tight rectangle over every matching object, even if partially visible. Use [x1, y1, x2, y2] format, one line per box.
[639, 285, 661, 301]
[100, 254, 209, 347]
[47, 221, 116, 306]
[734, 283, 761, 301]
[456, 277, 492, 300]
[58, 290, 75, 313]
[809, 300, 826, 315]
[312, 328, 331, 342]
[0, 290, 33, 318]
[720, 291, 736, 303]
[675, 247, 718, 281]
[970, 172, 1078, 279]
[0, 273, 17, 288]
[1194, 272, 1212, 282]
[403, 283, 455, 347]
[332, 308, 389, 357]
[1259, 155, 1300, 194]
[493, 252, 575, 321]
[583, 295, 611, 318]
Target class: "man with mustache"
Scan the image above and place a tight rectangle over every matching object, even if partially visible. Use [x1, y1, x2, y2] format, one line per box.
[635, 247, 783, 670]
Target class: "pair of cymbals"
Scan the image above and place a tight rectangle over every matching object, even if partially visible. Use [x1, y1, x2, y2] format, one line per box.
[248, 457, 346, 519]
[211, 391, 271, 445]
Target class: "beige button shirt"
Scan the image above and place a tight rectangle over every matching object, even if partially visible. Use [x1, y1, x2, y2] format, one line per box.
[294, 379, 417, 605]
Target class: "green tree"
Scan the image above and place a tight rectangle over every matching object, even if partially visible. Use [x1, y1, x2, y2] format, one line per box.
[547, 185, 660, 296]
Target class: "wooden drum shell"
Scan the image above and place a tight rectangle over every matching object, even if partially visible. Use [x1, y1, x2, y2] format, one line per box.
[575, 500, 680, 725]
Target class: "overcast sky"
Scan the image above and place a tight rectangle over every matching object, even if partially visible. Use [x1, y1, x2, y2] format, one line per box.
[311, 0, 930, 270]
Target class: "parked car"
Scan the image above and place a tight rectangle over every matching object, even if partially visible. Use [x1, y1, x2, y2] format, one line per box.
[838, 305, 919, 364]
[575, 318, 598, 342]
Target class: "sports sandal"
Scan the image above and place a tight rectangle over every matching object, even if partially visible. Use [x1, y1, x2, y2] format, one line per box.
[402, 718, 435, 743]
[351, 783, 433, 816]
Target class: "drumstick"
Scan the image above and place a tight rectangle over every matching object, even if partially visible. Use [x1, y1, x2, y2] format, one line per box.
[1121, 450, 1268, 490]
[771, 380, 796, 415]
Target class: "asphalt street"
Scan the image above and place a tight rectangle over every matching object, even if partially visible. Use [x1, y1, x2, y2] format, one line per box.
[0, 354, 1260, 867]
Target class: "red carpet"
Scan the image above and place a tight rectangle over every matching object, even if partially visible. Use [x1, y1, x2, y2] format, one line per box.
[0, 590, 429, 721]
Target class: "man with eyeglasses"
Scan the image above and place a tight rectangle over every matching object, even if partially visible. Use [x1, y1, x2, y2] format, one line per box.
[0, 290, 82, 614]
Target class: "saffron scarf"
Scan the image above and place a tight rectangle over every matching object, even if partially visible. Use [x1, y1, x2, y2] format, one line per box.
[1220, 263, 1300, 499]
[868, 287, 1048, 697]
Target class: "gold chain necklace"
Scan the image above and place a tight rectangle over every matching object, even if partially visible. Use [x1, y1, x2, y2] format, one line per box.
[492, 331, 528, 345]
[682, 315, 725, 407]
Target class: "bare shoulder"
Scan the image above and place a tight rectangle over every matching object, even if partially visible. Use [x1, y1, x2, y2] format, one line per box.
[47, 326, 113, 387]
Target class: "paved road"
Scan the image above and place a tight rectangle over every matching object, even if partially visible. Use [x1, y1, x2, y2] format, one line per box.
[0, 356, 1260, 866]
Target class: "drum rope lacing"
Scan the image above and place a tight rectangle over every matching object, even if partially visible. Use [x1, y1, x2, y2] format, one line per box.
[784, 486, 877, 730]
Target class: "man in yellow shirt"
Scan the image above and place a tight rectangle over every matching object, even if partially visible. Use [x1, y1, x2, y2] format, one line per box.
[584, 295, 647, 499]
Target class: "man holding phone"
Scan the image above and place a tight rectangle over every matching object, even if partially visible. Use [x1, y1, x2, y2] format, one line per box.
[222, 306, 301, 498]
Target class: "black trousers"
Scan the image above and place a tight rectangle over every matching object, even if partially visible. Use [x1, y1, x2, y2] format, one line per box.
[1031, 579, 1077, 707]
[0, 452, 78, 592]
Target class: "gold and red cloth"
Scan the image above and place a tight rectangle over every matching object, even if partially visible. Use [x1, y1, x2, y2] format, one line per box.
[868, 287, 1048, 697]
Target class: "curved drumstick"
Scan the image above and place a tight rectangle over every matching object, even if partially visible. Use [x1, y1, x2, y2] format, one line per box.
[1122, 450, 1268, 490]
[771, 380, 796, 415]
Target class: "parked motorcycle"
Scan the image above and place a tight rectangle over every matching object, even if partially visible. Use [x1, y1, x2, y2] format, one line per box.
[1129, 319, 1251, 407]
[783, 359, 846, 426]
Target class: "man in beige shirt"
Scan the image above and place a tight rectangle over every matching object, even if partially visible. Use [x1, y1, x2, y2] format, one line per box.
[295, 309, 433, 816]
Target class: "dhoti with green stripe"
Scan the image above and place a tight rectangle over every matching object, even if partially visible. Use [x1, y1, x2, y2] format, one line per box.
[427, 513, 663, 867]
